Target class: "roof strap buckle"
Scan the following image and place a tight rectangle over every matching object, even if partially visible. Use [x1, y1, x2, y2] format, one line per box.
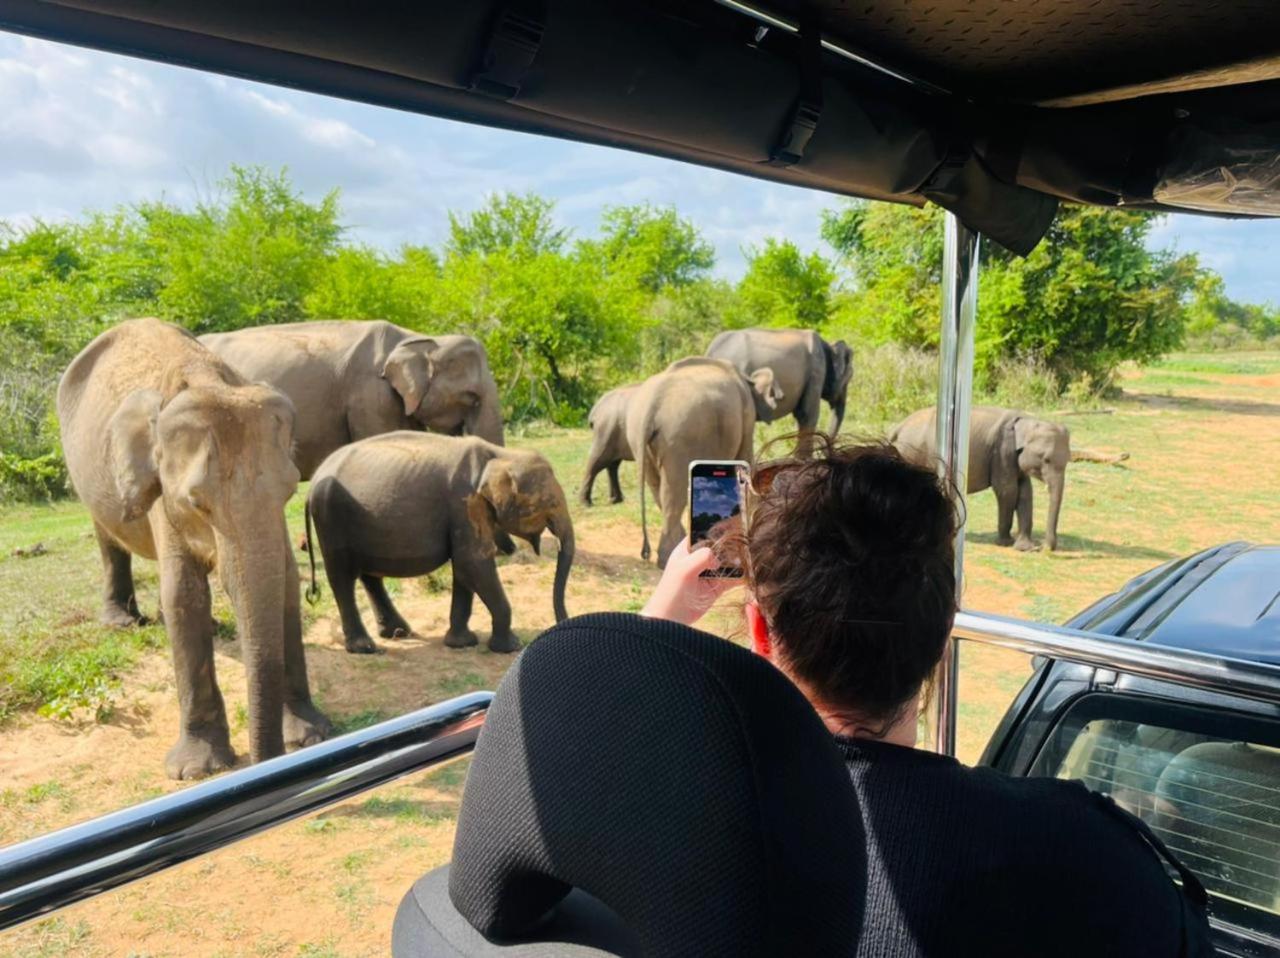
[768, 13, 823, 168]
[770, 99, 821, 167]
[470, 2, 546, 101]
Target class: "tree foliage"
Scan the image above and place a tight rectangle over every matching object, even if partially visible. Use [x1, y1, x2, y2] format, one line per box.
[824, 200, 1203, 386]
[446, 192, 566, 260]
[734, 238, 835, 329]
[589, 203, 715, 293]
[0, 164, 1264, 503]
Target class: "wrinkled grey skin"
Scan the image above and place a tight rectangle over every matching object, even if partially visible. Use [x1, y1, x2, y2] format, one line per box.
[627, 357, 780, 568]
[58, 319, 331, 780]
[706, 327, 853, 456]
[201, 320, 504, 479]
[306, 433, 574, 654]
[890, 405, 1071, 551]
[579, 383, 638, 506]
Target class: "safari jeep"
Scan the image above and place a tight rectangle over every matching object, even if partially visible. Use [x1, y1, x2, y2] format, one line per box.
[1, 2, 1279, 956]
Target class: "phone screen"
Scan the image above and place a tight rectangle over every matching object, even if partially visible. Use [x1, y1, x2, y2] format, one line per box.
[689, 460, 748, 577]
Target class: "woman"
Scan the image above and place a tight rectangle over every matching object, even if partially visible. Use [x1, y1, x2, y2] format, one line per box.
[641, 440, 1212, 958]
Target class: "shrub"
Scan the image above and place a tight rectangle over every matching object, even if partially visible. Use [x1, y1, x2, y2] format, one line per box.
[844, 342, 937, 429]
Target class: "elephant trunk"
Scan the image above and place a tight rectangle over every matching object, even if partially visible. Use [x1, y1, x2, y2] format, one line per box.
[549, 509, 575, 623]
[1044, 466, 1065, 552]
[216, 520, 288, 764]
[827, 397, 847, 440]
[469, 379, 506, 446]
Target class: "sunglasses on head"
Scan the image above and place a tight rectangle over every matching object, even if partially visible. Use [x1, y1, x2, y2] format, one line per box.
[748, 459, 804, 496]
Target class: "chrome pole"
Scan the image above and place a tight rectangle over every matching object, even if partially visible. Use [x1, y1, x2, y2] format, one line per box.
[0, 692, 491, 931]
[931, 213, 979, 756]
[954, 610, 1280, 706]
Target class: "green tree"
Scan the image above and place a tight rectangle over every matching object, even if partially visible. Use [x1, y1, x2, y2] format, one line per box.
[146, 165, 341, 332]
[305, 244, 440, 328]
[733, 238, 835, 329]
[1184, 268, 1279, 343]
[981, 206, 1196, 386]
[823, 200, 1198, 386]
[820, 201, 944, 346]
[590, 204, 715, 293]
[446, 192, 567, 260]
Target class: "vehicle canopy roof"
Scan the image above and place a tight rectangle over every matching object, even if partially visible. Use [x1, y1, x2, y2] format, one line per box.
[4, 0, 1280, 256]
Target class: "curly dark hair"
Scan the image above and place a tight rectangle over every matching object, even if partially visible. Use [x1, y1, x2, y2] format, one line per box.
[741, 436, 960, 731]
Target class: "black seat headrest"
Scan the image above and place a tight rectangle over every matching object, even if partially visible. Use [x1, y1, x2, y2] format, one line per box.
[394, 612, 866, 957]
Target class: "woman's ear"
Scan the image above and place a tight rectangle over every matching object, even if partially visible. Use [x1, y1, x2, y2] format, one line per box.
[745, 600, 772, 660]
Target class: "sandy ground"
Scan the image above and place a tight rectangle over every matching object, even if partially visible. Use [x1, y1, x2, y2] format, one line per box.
[2, 363, 1278, 956]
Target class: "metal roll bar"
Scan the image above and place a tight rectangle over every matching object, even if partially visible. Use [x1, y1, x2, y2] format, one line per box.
[931, 213, 980, 755]
[954, 611, 1280, 707]
[0, 691, 491, 932]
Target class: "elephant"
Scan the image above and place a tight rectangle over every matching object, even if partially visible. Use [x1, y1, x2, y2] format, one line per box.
[305, 433, 574, 654]
[706, 327, 853, 456]
[57, 319, 331, 779]
[200, 320, 504, 479]
[628, 357, 781, 568]
[889, 406, 1071, 552]
[579, 383, 638, 506]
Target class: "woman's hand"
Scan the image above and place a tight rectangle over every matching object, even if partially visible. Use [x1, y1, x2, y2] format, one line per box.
[640, 538, 741, 627]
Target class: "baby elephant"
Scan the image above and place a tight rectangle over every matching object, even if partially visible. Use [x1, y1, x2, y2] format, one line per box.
[306, 433, 575, 654]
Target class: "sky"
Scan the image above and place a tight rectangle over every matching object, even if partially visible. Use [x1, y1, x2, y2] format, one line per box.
[2, 32, 1278, 303]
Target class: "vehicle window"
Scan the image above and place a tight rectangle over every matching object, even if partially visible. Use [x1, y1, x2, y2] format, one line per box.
[1038, 709, 1280, 935]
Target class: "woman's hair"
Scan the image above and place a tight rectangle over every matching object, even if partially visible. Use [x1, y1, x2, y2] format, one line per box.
[741, 436, 960, 732]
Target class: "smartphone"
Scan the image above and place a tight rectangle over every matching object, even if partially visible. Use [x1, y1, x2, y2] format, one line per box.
[689, 460, 749, 578]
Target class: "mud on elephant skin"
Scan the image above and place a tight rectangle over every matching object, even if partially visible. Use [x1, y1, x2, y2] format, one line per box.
[305, 433, 574, 655]
[890, 405, 1070, 552]
[627, 357, 775, 568]
[58, 318, 331, 780]
[201, 320, 504, 479]
[707, 327, 852, 456]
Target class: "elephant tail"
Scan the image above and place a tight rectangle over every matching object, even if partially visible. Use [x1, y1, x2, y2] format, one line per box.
[304, 499, 321, 605]
[638, 434, 651, 563]
[637, 408, 661, 563]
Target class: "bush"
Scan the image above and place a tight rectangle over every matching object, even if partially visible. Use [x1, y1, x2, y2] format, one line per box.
[984, 353, 1065, 411]
[844, 342, 937, 429]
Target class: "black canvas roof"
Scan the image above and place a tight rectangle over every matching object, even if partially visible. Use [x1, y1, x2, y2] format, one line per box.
[4, 0, 1279, 254]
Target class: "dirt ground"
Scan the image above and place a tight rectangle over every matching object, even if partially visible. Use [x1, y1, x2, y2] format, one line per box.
[2, 355, 1279, 956]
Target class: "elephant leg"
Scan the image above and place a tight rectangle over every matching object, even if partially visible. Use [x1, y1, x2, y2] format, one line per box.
[994, 486, 1016, 547]
[443, 566, 480, 649]
[466, 559, 517, 654]
[160, 552, 234, 780]
[282, 544, 331, 750]
[1013, 477, 1037, 552]
[361, 574, 412, 638]
[793, 392, 823, 459]
[325, 552, 377, 654]
[95, 522, 146, 627]
[656, 453, 691, 569]
[607, 462, 624, 504]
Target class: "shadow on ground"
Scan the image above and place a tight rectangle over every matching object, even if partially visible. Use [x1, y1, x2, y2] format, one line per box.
[966, 531, 1175, 561]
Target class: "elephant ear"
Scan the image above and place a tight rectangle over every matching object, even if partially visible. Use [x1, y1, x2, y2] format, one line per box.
[829, 340, 854, 392]
[749, 367, 783, 409]
[381, 338, 438, 417]
[108, 389, 163, 521]
[467, 459, 518, 559]
[1011, 416, 1033, 456]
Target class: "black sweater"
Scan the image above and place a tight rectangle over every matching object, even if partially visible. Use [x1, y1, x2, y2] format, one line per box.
[834, 737, 1215, 957]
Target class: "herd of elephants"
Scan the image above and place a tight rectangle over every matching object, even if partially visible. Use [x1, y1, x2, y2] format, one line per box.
[55, 317, 1076, 779]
